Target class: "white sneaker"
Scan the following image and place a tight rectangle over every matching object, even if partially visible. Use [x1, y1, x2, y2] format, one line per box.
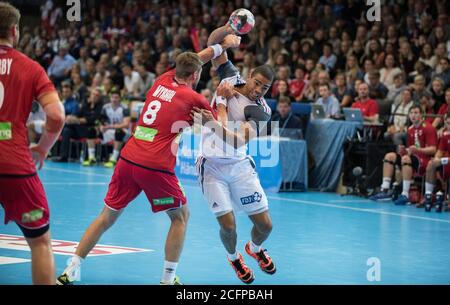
[56, 258, 81, 285]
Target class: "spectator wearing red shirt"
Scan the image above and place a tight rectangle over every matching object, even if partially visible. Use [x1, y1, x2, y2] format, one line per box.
[290, 65, 307, 102]
[432, 88, 450, 129]
[352, 82, 379, 123]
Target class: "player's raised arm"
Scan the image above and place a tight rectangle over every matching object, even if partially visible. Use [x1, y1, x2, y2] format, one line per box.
[33, 91, 65, 169]
[196, 33, 241, 67]
[207, 24, 236, 68]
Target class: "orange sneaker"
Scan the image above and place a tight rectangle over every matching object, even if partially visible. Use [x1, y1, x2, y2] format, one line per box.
[245, 242, 276, 274]
[227, 253, 255, 284]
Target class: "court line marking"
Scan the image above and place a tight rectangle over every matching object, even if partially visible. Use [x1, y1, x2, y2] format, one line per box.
[41, 167, 450, 224]
[0, 256, 31, 265]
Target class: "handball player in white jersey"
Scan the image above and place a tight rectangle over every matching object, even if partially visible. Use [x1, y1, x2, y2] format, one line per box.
[192, 24, 276, 284]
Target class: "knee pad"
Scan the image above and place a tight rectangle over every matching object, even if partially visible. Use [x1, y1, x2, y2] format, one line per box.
[115, 129, 126, 142]
[383, 159, 395, 166]
[17, 223, 49, 238]
[402, 162, 413, 168]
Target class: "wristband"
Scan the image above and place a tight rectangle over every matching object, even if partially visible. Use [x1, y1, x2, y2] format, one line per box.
[210, 44, 223, 59]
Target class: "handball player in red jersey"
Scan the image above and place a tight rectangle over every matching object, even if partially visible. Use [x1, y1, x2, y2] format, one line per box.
[0, 3, 65, 284]
[57, 31, 241, 285]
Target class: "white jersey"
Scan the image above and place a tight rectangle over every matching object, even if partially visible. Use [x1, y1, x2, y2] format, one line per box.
[200, 74, 271, 161]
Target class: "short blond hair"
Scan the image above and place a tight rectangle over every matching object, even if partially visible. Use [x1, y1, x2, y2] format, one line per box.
[175, 52, 203, 79]
[0, 2, 20, 39]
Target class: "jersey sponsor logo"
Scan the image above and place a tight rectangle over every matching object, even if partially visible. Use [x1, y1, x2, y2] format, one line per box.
[0, 122, 11, 140]
[240, 192, 262, 205]
[21, 208, 44, 223]
[152, 85, 176, 102]
[153, 197, 175, 205]
[134, 125, 158, 142]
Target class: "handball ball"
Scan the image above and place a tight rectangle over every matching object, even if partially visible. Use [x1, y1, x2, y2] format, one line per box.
[229, 8, 255, 35]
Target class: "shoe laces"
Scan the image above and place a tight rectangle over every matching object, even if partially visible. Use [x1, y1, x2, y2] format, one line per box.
[256, 249, 270, 265]
[232, 255, 250, 275]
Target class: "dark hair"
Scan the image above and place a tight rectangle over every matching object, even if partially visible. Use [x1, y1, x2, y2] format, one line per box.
[251, 65, 275, 82]
[409, 105, 423, 114]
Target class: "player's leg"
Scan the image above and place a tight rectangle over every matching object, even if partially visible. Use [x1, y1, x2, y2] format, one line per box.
[369, 152, 397, 201]
[197, 157, 254, 283]
[228, 157, 275, 275]
[161, 204, 189, 285]
[22, 228, 55, 285]
[0, 175, 55, 285]
[423, 158, 441, 211]
[394, 154, 417, 205]
[82, 127, 98, 166]
[104, 129, 126, 168]
[246, 210, 276, 274]
[57, 159, 141, 284]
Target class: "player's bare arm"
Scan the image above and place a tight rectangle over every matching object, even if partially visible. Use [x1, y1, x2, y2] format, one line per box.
[191, 107, 257, 149]
[33, 91, 65, 169]
[197, 34, 241, 66]
[207, 24, 235, 67]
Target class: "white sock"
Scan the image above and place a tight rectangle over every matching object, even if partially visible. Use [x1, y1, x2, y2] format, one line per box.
[111, 149, 119, 161]
[161, 260, 178, 284]
[402, 180, 412, 197]
[88, 148, 95, 159]
[227, 251, 239, 261]
[70, 254, 84, 266]
[381, 177, 391, 190]
[250, 240, 262, 253]
[425, 182, 434, 195]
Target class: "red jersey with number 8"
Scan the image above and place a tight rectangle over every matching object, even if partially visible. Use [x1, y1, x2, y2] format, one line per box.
[120, 68, 214, 173]
[0, 46, 55, 175]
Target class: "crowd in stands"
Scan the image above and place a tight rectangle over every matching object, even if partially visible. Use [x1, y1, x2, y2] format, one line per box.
[20, 0, 449, 207]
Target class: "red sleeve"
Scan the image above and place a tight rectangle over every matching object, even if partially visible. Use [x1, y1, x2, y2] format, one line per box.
[438, 104, 448, 116]
[425, 125, 438, 148]
[438, 135, 446, 151]
[369, 100, 379, 116]
[34, 64, 56, 99]
[196, 95, 217, 119]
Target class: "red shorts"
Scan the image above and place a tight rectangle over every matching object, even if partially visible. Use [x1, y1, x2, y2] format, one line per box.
[104, 158, 187, 213]
[0, 174, 50, 229]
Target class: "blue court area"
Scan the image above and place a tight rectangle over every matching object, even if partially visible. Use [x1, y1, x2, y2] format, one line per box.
[1, 162, 450, 285]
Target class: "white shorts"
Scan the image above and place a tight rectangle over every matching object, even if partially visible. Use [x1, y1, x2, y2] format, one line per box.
[196, 156, 269, 217]
[101, 129, 130, 144]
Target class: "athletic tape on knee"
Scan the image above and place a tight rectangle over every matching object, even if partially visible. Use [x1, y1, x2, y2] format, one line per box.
[383, 159, 395, 166]
[402, 162, 413, 167]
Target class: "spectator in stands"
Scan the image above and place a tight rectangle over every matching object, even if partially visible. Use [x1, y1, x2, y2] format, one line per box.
[71, 71, 88, 103]
[318, 42, 337, 73]
[315, 83, 340, 118]
[411, 75, 431, 104]
[385, 88, 414, 145]
[290, 65, 307, 102]
[121, 63, 140, 98]
[54, 87, 103, 163]
[271, 66, 291, 98]
[47, 42, 76, 84]
[370, 105, 437, 205]
[387, 72, 408, 106]
[433, 88, 450, 130]
[430, 77, 446, 107]
[421, 94, 438, 125]
[61, 81, 80, 118]
[352, 82, 379, 123]
[333, 72, 355, 108]
[367, 70, 388, 100]
[380, 54, 403, 87]
[271, 96, 304, 139]
[419, 43, 437, 69]
[345, 54, 363, 86]
[136, 64, 155, 98]
[432, 57, 450, 87]
[98, 89, 131, 168]
[301, 70, 319, 102]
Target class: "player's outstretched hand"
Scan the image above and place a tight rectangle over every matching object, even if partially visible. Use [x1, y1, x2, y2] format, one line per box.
[191, 107, 216, 125]
[217, 82, 239, 99]
[30, 144, 48, 170]
[222, 34, 241, 50]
